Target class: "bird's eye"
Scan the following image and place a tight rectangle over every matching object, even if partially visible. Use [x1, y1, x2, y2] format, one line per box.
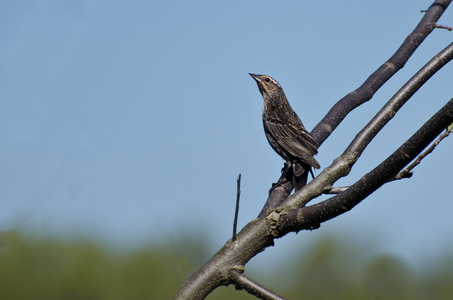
[265, 78, 270, 82]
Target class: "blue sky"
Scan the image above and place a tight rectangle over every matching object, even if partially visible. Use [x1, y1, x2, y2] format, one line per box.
[2, 0, 453, 270]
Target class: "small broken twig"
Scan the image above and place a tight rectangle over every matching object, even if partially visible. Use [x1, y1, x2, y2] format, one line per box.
[232, 173, 241, 241]
[323, 186, 350, 194]
[420, 10, 452, 30]
[434, 24, 453, 31]
[229, 269, 287, 300]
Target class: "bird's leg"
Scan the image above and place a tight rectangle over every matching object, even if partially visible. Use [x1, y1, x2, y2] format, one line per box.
[281, 161, 292, 179]
[269, 161, 293, 194]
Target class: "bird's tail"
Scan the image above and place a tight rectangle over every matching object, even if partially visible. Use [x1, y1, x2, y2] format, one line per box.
[293, 162, 311, 192]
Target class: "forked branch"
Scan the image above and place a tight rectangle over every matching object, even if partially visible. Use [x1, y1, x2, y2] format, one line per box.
[173, 2, 452, 299]
[285, 41, 453, 209]
[393, 126, 453, 180]
[278, 97, 453, 235]
[260, 0, 452, 215]
[311, 0, 452, 145]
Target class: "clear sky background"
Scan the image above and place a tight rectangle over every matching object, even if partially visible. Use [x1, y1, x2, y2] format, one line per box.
[2, 0, 453, 272]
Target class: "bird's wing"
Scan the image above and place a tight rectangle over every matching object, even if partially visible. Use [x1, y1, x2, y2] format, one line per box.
[264, 116, 320, 169]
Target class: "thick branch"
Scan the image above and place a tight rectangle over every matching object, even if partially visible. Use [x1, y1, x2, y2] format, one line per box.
[258, 172, 292, 218]
[258, 0, 452, 217]
[346, 41, 453, 155]
[284, 41, 453, 209]
[173, 218, 276, 299]
[311, 0, 452, 145]
[278, 97, 453, 234]
[393, 127, 452, 180]
[174, 2, 452, 299]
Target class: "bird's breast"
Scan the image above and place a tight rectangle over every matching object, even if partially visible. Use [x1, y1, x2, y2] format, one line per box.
[263, 104, 277, 118]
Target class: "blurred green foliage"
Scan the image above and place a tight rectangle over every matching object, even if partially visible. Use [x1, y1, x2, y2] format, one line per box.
[0, 231, 190, 300]
[1, 231, 452, 299]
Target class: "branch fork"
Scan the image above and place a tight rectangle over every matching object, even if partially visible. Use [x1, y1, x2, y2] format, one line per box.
[174, 2, 453, 299]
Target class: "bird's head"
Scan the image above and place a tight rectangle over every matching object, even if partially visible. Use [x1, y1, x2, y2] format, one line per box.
[249, 73, 283, 98]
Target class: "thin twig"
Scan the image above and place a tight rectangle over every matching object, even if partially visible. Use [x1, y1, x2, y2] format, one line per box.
[434, 24, 453, 31]
[393, 128, 453, 180]
[232, 173, 241, 241]
[229, 270, 287, 300]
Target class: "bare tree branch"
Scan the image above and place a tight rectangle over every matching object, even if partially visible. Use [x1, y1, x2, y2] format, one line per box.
[173, 217, 276, 300]
[434, 24, 453, 30]
[173, 2, 452, 299]
[278, 97, 453, 235]
[258, 0, 452, 217]
[347, 42, 453, 156]
[232, 173, 241, 241]
[311, 0, 452, 146]
[230, 270, 287, 300]
[175, 98, 453, 300]
[323, 186, 349, 194]
[393, 127, 453, 180]
[258, 173, 292, 218]
[284, 41, 453, 209]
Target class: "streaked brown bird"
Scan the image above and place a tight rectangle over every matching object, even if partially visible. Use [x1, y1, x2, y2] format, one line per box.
[249, 73, 320, 191]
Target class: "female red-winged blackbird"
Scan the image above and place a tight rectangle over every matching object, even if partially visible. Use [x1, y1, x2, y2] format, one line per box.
[249, 73, 320, 191]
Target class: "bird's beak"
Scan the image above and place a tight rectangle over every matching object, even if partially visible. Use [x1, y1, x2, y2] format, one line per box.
[249, 73, 262, 83]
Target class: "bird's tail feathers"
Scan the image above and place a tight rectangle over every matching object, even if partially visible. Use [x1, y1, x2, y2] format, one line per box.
[293, 162, 311, 192]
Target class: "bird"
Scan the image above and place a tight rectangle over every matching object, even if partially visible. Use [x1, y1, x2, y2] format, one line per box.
[249, 73, 320, 192]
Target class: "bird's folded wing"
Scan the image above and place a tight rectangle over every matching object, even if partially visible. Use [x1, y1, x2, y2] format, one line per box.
[264, 117, 320, 169]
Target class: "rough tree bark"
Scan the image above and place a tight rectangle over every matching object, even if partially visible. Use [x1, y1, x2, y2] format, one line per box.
[174, 1, 453, 299]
